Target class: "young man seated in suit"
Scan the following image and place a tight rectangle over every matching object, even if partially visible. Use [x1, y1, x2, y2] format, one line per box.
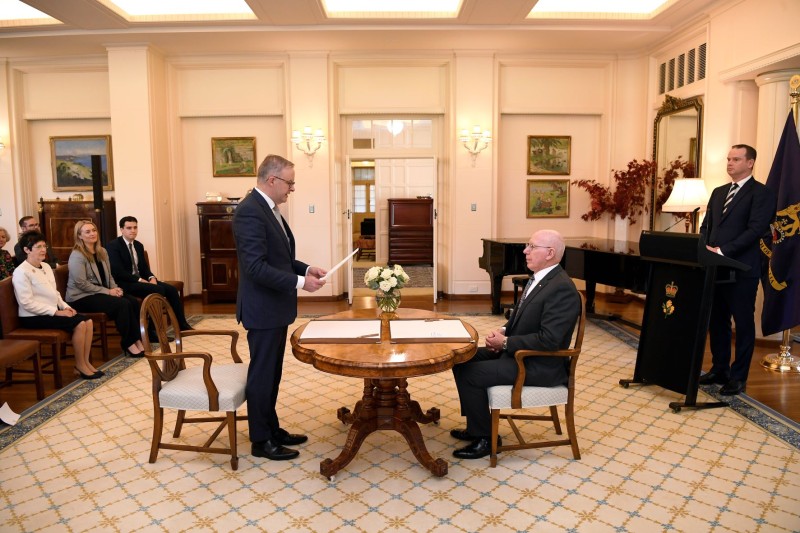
[106, 216, 192, 335]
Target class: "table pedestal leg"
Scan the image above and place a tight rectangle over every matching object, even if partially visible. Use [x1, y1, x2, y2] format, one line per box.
[322, 378, 447, 479]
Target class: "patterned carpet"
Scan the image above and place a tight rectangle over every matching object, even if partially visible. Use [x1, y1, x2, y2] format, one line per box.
[1, 314, 799, 532]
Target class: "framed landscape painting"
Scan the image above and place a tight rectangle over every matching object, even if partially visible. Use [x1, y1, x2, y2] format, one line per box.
[50, 135, 114, 192]
[211, 137, 257, 177]
[527, 135, 571, 175]
[526, 179, 570, 218]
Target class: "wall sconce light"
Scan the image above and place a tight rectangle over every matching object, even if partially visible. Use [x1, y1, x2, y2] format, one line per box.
[661, 178, 709, 233]
[291, 127, 325, 167]
[0, 141, 5, 150]
[459, 125, 491, 166]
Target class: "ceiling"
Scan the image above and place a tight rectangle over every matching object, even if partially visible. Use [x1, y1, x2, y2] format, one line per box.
[0, 0, 721, 59]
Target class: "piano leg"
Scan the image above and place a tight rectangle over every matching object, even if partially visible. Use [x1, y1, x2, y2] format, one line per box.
[490, 275, 504, 315]
[584, 281, 597, 313]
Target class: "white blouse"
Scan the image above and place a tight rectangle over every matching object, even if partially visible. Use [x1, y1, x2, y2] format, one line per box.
[12, 260, 71, 317]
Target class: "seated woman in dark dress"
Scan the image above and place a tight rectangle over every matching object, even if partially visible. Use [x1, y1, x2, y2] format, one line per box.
[66, 220, 145, 357]
[12, 230, 101, 379]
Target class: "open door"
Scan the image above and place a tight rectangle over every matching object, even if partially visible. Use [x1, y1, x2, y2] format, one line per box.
[345, 156, 354, 304]
[432, 156, 438, 304]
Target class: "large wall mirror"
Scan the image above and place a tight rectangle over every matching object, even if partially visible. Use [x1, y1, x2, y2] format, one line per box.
[650, 94, 703, 230]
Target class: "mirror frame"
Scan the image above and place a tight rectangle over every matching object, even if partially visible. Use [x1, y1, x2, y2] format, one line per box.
[650, 94, 703, 230]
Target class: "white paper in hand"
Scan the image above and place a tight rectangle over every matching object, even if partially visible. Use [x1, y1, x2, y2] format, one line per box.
[0, 402, 20, 425]
[321, 248, 359, 281]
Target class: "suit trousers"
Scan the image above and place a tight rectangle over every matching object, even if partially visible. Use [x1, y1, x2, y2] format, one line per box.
[69, 293, 141, 351]
[708, 276, 759, 382]
[245, 327, 288, 443]
[453, 347, 529, 438]
[120, 280, 190, 329]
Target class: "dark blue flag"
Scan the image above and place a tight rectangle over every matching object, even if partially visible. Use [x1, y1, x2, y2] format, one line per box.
[761, 111, 800, 336]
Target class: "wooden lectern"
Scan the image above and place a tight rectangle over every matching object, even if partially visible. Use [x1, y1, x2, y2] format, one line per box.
[620, 231, 748, 412]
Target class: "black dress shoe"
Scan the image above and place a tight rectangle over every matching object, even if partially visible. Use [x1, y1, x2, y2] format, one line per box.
[125, 349, 144, 358]
[275, 428, 308, 446]
[698, 371, 729, 385]
[450, 428, 473, 441]
[75, 370, 104, 380]
[719, 380, 746, 396]
[453, 436, 501, 460]
[251, 439, 299, 461]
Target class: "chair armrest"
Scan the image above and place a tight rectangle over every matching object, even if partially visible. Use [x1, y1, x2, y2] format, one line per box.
[508, 348, 580, 408]
[180, 330, 241, 363]
[145, 351, 222, 410]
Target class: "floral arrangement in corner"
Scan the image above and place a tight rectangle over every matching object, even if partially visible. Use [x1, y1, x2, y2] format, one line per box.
[572, 159, 658, 225]
[364, 265, 410, 313]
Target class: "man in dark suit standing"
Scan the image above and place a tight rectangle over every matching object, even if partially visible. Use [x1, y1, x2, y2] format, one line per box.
[106, 216, 192, 332]
[233, 154, 327, 461]
[699, 144, 777, 396]
[451, 229, 581, 459]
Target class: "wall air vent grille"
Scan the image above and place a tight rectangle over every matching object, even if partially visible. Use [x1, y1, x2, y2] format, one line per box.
[658, 42, 707, 95]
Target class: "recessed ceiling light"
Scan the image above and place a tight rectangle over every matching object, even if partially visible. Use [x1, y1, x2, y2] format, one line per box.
[0, 0, 56, 21]
[105, 0, 254, 17]
[323, 0, 462, 18]
[530, 0, 673, 17]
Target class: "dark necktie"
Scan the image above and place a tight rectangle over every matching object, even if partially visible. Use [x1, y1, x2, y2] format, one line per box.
[723, 183, 739, 214]
[129, 242, 140, 277]
[519, 277, 534, 304]
[273, 206, 289, 242]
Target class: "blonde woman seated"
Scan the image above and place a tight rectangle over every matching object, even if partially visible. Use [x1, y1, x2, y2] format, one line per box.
[13, 230, 101, 379]
[66, 220, 145, 357]
[0, 226, 15, 280]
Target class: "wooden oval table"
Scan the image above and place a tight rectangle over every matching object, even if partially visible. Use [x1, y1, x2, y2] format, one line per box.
[290, 308, 478, 479]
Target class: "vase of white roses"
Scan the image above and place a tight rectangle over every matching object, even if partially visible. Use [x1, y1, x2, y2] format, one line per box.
[364, 264, 410, 314]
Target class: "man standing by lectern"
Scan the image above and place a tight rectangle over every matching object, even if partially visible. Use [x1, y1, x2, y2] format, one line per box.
[699, 144, 776, 396]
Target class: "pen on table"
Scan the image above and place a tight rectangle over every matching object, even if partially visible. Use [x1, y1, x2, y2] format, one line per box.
[358, 333, 379, 338]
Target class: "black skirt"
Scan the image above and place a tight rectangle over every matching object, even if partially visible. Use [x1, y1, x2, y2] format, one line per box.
[18, 313, 91, 332]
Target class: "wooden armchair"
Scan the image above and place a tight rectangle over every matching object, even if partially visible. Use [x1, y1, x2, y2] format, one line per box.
[488, 293, 586, 467]
[54, 265, 112, 360]
[0, 277, 69, 389]
[0, 339, 45, 400]
[140, 294, 247, 470]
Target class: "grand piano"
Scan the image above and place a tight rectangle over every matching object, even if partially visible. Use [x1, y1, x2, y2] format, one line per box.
[479, 237, 648, 319]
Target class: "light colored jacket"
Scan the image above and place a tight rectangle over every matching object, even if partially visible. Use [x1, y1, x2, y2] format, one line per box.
[12, 261, 71, 317]
[66, 249, 118, 303]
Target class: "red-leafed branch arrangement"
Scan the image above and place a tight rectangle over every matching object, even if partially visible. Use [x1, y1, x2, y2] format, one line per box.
[572, 157, 695, 224]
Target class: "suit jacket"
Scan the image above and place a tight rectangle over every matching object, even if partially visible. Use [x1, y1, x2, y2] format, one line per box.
[106, 236, 155, 285]
[699, 178, 776, 279]
[503, 265, 581, 386]
[65, 249, 118, 302]
[232, 190, 309, 330]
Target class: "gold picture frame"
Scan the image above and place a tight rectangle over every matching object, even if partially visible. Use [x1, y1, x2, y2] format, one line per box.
[527, 135, 571, 175]
[526, 179, 570, 218]
[211, 137, 257, 177]
[50, 135, 114, 192]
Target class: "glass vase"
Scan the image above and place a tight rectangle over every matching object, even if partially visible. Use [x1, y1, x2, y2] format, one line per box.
[376, 289, 401, 313]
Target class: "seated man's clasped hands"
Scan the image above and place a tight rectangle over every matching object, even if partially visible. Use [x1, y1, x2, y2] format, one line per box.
[451, 229, 582, 460]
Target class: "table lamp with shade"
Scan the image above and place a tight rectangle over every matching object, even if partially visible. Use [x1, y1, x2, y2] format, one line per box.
[661, 178, 710, 233]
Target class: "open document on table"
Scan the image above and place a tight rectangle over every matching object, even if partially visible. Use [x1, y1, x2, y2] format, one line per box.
[299, 319, 382, 344]
[389, 319, 473, 343]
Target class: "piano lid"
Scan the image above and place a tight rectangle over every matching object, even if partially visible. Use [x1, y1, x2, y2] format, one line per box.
[483, 236, 641, 256]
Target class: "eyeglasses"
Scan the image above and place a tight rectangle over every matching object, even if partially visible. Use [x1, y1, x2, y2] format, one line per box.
[271, 175, 296, 187]
[524, 243, 553, 252]
[31, 243, 47, 250]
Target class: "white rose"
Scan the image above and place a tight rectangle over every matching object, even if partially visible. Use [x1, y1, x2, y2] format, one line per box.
[388, 276, 398, 287]
[379, 280, 392, 291]
[365, 266, 381, 283]
[380, 269, 393, 280]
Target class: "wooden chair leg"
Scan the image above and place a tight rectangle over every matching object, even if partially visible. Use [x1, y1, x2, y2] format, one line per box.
[565, 405, 581, 460]
[549, 405, 563, 435]
[490, 409, 500, 467]
[32, 349, 44, 400]
[227, 412, 239, 470]
[150, 406, 164, 464]
[173, 410, 186, 437]
[52, 342, 63, 389]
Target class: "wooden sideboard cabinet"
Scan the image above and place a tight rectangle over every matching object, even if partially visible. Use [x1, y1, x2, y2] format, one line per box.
[38, 198, 117, 264]
[387, 198, 433, 265]
[197, 201, 239, 304]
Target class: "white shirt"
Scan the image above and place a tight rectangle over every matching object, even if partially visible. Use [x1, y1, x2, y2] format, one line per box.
[252, 187, 307, 289]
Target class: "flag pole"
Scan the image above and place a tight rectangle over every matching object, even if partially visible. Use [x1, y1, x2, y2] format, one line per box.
[761, 74, 800, 373]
